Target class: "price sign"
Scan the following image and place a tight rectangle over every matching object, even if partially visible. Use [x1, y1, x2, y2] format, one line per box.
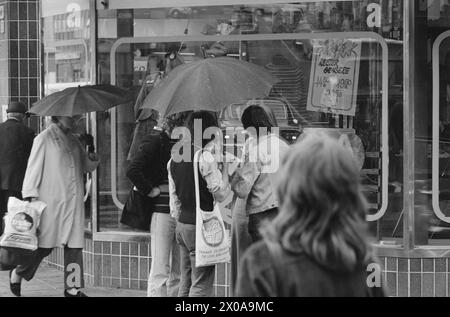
[307, 39, 361, 117]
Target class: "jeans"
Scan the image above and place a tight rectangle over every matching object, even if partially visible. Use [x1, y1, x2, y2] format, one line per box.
[230, 197, 252, 296]
[15, 247, 84, 290]
[148, 212, 180, 297]
[175, 222, 215, 297]
[248, 208, 279, 243]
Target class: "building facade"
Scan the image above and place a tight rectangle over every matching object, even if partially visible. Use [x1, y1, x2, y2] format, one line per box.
[2, 0, 450, 296]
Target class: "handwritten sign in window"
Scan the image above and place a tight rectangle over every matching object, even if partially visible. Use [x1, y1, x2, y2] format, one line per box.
[307, 39, 361, 117]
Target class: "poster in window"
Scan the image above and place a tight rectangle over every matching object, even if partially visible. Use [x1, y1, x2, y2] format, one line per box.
[307, 39, 361, 117]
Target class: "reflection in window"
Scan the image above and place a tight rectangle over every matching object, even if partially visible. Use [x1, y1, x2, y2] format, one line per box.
[434, 38, 450, 239]
[42, 0, 91, 95]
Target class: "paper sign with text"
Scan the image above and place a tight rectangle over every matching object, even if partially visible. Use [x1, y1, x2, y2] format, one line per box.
[307, 39, 361, 117]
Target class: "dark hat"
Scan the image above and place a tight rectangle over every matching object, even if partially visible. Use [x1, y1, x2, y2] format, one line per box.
[7, 101, 27, 114]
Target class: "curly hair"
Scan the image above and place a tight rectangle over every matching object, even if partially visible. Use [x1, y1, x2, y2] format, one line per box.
[161, 111, 191, 133]
[261, 133, 373, 273]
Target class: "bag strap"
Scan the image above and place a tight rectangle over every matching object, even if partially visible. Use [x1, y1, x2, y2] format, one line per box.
[193, 150, 203, 219]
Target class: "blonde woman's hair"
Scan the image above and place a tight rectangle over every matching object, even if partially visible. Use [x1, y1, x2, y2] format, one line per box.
[261, 132, 373, 273]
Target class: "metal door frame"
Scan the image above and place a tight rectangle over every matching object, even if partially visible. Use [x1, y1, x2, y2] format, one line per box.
[432, 30, 450, 223]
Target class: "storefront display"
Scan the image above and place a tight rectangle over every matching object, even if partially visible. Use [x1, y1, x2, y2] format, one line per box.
[36, 0, 450, 296]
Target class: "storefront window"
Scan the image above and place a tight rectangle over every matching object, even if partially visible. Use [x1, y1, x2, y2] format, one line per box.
[431, 32, 450, 243]
[41, 0, 93, 230]
[95, 1, 404, 238]
[402, 1, 450, 246]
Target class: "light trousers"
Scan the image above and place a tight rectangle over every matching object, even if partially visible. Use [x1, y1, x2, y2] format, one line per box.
[147, 212, 180, 297]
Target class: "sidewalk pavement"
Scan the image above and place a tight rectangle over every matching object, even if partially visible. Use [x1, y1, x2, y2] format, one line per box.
[0, 264, 146, 297]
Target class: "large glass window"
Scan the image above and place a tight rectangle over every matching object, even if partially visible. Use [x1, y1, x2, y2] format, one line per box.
[402, 0, 450, 246]
[95, 1, 404, 240]
[431, 32, 450, 243]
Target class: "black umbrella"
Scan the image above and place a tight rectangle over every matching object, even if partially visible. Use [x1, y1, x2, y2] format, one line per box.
[29, 85, 132, 116]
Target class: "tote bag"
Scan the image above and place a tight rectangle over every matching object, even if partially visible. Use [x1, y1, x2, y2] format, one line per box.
[194, 150, 231, 268]
[0, 197, 46, 251]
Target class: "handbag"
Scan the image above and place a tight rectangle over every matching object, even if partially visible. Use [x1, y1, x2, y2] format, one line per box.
[194, 150, 231, 268]
[120, 188, 155, 231]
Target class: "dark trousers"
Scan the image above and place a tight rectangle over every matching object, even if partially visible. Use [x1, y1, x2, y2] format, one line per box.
[15, 247, 84, 290]
[248, 208, 279, 243]
[0, 190, 22, 236]
[175, 222, 215, 297]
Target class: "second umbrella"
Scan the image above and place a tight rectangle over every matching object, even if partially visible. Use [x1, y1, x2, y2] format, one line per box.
[140, 57, 280, 117]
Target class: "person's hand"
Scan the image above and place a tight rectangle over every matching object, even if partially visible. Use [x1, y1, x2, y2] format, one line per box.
[147, 187, 161, 198]
[88, 152, 99, 162]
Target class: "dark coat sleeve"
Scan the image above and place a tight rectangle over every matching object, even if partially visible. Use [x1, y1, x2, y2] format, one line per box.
[126, 134, 159, 196]
[234, 243, 276, 297]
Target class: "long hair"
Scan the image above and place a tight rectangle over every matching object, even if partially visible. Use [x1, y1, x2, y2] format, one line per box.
[185, 111, 219, 148]
[241, 104, 278, 137]
[261, 133, 373, 273]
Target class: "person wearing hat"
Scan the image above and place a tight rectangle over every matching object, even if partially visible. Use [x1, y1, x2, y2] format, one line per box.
[0, 101, 35, 236]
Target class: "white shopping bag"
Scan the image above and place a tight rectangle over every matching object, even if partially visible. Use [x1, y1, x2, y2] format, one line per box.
[194, 150, 231, 268]
[0, 197, 46, 251]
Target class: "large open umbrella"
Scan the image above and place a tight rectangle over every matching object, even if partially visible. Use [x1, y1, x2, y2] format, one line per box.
[29, 84, 132, 116]
[140, 57, 280, 117]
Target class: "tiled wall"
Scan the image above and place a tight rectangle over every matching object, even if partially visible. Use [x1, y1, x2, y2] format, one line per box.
[0, 1, 8, 108]
[7, 0, 40, 107]
[45, 238, 231, 296]
[378, 257, 450, 297]
[92, 240, 231, 296]
[44, 237, 95, 286]
[93, 241, 152, 290]
[0, 0, 40, 130]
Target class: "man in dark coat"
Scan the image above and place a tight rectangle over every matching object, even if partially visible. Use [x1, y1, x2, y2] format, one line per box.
[0, 101, 35, 235]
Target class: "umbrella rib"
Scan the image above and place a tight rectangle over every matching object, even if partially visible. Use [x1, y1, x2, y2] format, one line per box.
[71, 86, 81, 115]
[87, 89, 113, 111]
[30, 90, 68, 116]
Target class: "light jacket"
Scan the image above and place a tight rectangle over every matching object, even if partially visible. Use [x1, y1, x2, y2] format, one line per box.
[22, 124, 99, 248]
[231, 134, 290, 215]
[168, 138, 231, 222]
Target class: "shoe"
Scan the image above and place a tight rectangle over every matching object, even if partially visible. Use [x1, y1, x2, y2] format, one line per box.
[9, 269, 21, 297]
[64, 290, 88, 297]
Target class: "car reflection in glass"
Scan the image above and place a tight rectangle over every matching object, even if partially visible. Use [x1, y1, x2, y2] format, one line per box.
[219, 98, 307, 157]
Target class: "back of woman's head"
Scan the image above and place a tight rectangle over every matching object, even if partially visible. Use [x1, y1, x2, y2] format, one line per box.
[186, 111, 219, 146]
[241, 104, 278, 134]
[163, 111, 191, 132]
[262, 133, 372, 273]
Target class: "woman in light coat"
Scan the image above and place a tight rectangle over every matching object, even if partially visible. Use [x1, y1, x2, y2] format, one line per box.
[8, 115, 99, 297]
